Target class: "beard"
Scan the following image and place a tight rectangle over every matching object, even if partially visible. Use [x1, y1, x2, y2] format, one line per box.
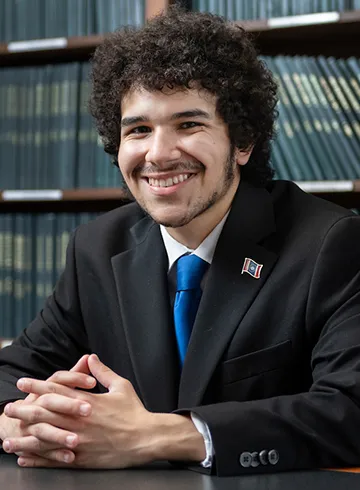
[134, 147, 238, 228]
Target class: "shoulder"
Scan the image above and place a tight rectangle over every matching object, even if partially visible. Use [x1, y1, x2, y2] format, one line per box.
[73, 201, 149, 254]
[269, 180, 355, 234]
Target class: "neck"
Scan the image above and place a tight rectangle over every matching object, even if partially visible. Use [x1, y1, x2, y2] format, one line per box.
[166, 182, 238, 249]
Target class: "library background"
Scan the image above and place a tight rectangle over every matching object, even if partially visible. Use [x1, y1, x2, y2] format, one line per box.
[0, 0, 359, 346]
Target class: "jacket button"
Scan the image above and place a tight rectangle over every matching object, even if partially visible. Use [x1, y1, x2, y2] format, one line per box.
[250, 452, 260, 467]
[239, 452, 252, 468]
[259, 449, 269, 465]
[268, 449, 279, 465]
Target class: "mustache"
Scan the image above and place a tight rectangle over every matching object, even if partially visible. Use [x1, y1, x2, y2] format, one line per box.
[133, 160, 204, 175]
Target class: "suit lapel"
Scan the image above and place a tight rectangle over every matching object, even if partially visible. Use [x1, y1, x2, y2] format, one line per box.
[111, 217, 179, 413]
[179, 182, 278, 408]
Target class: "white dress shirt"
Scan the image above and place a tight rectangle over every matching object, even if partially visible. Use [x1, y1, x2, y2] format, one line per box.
[159, 211, 229, 468]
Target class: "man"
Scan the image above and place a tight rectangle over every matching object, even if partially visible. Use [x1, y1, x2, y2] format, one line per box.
[1, 7, 360, 477]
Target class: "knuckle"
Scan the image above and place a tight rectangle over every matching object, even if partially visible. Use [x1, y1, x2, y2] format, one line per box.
[29, 407, 42, 424]
[120, 378, 131, 389]
[31, 424, 43, 439]
[33, 437, 42, 452]
[47, 383, 58, 394]
[49, 371, 62, 382]
[39, 393, 52, 407]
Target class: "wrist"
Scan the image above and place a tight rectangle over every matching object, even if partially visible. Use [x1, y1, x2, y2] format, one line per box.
[147, 413, 206, 463]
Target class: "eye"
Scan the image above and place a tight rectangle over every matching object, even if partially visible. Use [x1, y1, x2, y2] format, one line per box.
[128, 126, 151, 135]
[180, 121, 203, 129]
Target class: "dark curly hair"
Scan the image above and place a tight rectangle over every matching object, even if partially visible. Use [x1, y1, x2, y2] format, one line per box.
[89, 6, 278, 186]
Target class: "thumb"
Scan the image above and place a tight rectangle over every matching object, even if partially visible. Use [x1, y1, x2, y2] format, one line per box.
[70, 354, 91, 374]
[87, 354, 124, 393]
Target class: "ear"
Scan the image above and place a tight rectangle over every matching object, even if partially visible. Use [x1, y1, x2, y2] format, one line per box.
[234, 146, 254, 167]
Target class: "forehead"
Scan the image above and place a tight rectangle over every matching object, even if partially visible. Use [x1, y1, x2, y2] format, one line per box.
[121, 87, 217, 119]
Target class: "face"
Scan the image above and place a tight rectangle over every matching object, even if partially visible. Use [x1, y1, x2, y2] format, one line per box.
[118, 87, 251, 231]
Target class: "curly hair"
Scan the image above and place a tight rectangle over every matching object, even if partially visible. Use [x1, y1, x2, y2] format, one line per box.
[89, 6, 278, 186]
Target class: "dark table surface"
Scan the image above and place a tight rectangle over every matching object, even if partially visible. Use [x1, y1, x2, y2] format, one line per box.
[1, 454, 360, 490]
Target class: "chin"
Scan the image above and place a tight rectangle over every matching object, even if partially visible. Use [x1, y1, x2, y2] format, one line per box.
[148, 209, 193, 228]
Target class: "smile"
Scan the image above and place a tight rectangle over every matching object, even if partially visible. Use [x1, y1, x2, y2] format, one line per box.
[147, 173, 193, 188]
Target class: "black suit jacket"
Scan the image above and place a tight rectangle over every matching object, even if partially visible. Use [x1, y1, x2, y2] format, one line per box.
[1, 180, 360, 476]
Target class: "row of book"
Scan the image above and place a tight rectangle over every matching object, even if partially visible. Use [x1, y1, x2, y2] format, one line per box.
[264, 56, 360, 181]
[0, 212, 99, 338]
[0, 62, 123, 189]
[193, 0, 360, 18]
[0, 55, 359, 188]
[0, 0, 144, 43]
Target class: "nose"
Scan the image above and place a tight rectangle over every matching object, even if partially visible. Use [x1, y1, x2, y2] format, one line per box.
[145, 129, 182, 166]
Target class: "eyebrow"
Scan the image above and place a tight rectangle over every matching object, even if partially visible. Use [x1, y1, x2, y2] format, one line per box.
[120, 109, 212, 128]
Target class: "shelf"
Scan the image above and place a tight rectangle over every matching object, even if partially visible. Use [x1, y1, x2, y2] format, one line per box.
[0, 182, 359, 213]
[1, 10, 360, 66]
[0, 338, 13, 349]
[240, 9, 360, 57]
[0, 188, 132, 213]
[0, 34, 105, 66]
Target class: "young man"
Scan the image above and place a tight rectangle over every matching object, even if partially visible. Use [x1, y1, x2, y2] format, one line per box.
[0, 8, 360, 477]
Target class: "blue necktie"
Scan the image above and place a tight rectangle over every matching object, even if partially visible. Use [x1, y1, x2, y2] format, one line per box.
[174, 254, 208, 366]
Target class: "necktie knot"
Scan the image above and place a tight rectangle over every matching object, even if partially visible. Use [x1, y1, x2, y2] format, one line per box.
[176, 254, 208, 291]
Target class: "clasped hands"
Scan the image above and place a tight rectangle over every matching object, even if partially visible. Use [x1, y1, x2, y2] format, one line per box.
[0, 354, 205, 468]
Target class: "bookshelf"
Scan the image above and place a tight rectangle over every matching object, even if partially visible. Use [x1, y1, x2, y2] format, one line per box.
[0, 0, 359, 341]
[0, 1, 359, 212]
[1, 9, 360, 68]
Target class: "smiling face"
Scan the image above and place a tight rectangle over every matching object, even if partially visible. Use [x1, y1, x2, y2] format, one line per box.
[118, 87, 252, 246]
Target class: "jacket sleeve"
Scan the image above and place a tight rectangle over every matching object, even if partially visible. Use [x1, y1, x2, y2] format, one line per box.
[0, 229, 90, 406]
[177, 215, 360, 476]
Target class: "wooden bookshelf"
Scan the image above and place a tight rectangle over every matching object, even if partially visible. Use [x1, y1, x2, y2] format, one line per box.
[0, 182, 359, 213]
[1, 9, 360, 66]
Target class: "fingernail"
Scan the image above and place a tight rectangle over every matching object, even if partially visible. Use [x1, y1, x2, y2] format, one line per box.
[63, 453, 72, 463]
[4, 403, 12, 415]
[17, 379, 24, 389]
[79, 403, 91, 416]
[66, 435, 77, 447]
[86, 377, 94, 386]
[2, 440, 10, 452]
[18, 457, 26, 466]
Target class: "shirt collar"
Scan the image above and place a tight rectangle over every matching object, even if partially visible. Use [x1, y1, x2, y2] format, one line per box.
[160, 211, 230, 272]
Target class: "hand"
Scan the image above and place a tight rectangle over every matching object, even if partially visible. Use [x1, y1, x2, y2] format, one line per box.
[1, 355, 96, 464]
[6, 355, 206, 469]
[7, 355, 159, 468]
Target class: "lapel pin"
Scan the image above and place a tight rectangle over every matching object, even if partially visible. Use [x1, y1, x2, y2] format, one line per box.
[241, 257, 263, 279]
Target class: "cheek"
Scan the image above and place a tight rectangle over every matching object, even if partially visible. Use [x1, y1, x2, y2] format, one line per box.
[179, 134, 218, 164]
[118, 142, 145, 176]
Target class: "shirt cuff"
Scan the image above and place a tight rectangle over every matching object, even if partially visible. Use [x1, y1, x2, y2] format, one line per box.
[190, 412, 214, 468]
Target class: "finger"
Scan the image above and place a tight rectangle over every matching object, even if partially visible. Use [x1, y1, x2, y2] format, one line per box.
[25, 422, 79, 448]
[47, 371, 96, 390]
[70, 355, 91, 374]
[88, 354, 129, 393]
[5, 395, 91, 422]
[2, 435, 77, 458]
[18, 454, 72, 468]
[17, 378, 81, 398]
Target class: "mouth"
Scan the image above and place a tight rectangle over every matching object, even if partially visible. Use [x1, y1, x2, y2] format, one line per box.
[146, 173, 194, 188]
[140, 172, 196, 195]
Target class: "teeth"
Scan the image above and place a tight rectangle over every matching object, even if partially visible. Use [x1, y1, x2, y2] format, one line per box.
[148, 173, 191, 188]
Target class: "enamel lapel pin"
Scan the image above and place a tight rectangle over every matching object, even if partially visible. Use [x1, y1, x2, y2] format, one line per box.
[241, 257, 263, 279]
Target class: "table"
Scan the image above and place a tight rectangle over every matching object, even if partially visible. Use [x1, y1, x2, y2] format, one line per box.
[1, 454, 360, 489]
